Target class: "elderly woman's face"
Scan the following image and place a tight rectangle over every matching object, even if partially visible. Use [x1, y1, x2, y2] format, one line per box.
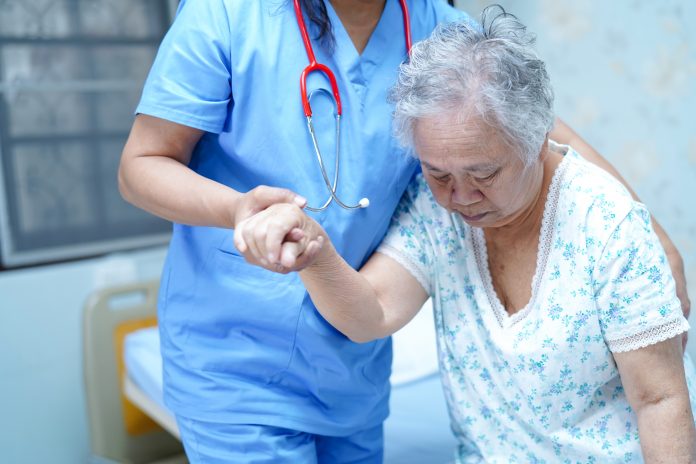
[413, 114, 544, 229]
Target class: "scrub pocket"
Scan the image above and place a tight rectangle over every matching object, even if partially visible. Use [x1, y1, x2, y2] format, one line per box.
[285, 294, 392, 395]
[171, 248, 305, 380]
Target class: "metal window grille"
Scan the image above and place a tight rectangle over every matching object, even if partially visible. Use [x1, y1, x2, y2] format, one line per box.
[0, 0, 176, 268]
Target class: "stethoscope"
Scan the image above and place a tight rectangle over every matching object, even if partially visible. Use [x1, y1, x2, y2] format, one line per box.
[293, 0, 412, 211]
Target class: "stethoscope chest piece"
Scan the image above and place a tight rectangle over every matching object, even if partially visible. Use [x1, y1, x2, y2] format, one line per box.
[303, 89, 369, 212]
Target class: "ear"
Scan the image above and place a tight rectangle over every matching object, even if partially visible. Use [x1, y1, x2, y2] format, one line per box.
[538, 136, 550, 161]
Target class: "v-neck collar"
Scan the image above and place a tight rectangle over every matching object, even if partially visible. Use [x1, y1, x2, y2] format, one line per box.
[471, 144, 572, 329]
[324, 0, 407, 82]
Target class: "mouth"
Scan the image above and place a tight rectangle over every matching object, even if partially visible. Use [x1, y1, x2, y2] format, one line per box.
[458, 212, 488, 222]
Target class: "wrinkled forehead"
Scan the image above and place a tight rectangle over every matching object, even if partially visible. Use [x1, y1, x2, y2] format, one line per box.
[412, 113, 514, 167]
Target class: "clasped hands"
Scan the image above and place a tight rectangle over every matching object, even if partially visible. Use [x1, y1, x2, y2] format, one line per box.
[233, 188, 326, 274]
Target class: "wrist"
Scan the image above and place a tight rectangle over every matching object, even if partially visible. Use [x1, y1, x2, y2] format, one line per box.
[314, 230, 334, 264]
[228, 190, 245, 229]
[302, 230, 336, 272]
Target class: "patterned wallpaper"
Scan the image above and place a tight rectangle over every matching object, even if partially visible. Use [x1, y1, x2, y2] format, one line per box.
[456, 0, 696, 312]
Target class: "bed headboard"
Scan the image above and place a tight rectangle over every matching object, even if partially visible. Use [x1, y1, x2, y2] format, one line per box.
[82, 280, 184, 463]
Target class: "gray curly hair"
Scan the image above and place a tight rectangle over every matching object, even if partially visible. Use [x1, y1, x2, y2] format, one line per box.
[390, 5, 555, 167]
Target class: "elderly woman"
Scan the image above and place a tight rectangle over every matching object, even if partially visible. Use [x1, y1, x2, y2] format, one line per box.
[235, 7, 696, 462]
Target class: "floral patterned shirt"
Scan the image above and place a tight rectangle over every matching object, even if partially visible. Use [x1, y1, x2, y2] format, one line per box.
[378, 142, 695, 463]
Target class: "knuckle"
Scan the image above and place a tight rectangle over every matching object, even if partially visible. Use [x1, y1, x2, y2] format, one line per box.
[242, 227, 254, 242]
[252, 227, 266, 242]
[269, 203, 286, 214]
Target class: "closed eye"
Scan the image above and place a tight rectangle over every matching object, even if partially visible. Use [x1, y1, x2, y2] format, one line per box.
[431, 174, 451, 184]
[474, 170, 499, 183]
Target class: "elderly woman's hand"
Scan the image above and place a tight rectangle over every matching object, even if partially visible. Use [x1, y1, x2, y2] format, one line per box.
[233, 203, 325, 274]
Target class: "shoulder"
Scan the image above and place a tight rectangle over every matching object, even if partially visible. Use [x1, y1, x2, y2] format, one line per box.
[174, 0, 285, 32]
[167, 0, 234, 42]
[406, 0, 473, 40]
[415, 0, 470, 22]
[175, 0, 233, 21]
[394, 173, 445, 221]
[558, 144, 636, 238]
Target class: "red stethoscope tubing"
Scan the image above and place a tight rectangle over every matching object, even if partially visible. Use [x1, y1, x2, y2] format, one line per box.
[293, 0, 412, 117]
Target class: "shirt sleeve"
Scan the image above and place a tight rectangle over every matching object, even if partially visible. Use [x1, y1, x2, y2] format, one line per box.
[136, 0, 232, 133]
[377, 175, 437, 295]
[594, 203, 688, 353]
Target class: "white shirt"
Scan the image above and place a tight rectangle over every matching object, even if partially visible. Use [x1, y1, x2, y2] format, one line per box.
[379, 142, 694, 463]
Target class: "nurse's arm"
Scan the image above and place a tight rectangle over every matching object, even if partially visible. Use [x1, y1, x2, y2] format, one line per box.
[613, 336, 696, 462]
[299, 243, 429, 343]
[119, 114, 306, 228]
[550, 118, 690, 332]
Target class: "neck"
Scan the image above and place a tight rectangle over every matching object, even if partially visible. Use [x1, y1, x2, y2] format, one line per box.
[329, 0, 387, 54]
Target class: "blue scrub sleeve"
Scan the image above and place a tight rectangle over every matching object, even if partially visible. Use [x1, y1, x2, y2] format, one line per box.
[136, 0, 232, 133]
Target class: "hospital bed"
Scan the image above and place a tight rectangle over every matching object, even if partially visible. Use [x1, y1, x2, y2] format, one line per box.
[83, 280, 457, 463]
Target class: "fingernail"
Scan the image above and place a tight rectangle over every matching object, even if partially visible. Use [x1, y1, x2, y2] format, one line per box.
[261, 259, 268, 266]
[294, 196, 307, 207]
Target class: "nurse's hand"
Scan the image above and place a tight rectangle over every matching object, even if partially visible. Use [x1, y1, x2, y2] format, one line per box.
[233, 203, 325, 274]
[232, 186, 308, 229]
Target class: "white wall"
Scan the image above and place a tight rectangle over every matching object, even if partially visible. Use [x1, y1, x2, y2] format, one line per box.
[0, 247, 167, 464]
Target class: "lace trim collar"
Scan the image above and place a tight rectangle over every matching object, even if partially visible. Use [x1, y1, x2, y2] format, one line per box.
[471, 143, 572, 329]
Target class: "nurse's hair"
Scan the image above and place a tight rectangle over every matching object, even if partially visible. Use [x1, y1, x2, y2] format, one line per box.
[298, 0, 335, 50]
[390, 5, 555, 167]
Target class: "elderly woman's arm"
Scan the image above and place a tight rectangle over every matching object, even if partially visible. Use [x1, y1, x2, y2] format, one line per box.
[233, 203, 429, 342]
[551, 118, 691, 336]
[299, 239, 429, 342]
[614, 337, 696, 462]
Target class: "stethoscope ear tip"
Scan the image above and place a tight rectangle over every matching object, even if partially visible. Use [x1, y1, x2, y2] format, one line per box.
[359, 198, 370, 208]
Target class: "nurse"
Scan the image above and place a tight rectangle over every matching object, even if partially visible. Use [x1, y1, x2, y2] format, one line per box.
[118, 0, 690, 462]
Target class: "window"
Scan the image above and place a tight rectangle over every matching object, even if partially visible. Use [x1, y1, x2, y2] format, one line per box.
[0, 0, 177, 268]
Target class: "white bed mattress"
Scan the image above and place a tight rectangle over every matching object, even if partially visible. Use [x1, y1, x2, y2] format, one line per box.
[125, 319, 457, 463]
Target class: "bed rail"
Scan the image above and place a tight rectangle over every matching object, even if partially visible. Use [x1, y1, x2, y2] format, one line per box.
[82, 280, 184, 463]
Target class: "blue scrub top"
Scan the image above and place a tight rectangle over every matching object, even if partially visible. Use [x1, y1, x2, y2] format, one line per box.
[137, 0, 466, 435]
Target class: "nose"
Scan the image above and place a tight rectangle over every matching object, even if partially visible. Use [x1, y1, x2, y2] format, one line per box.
[451, 182, 483, 206]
